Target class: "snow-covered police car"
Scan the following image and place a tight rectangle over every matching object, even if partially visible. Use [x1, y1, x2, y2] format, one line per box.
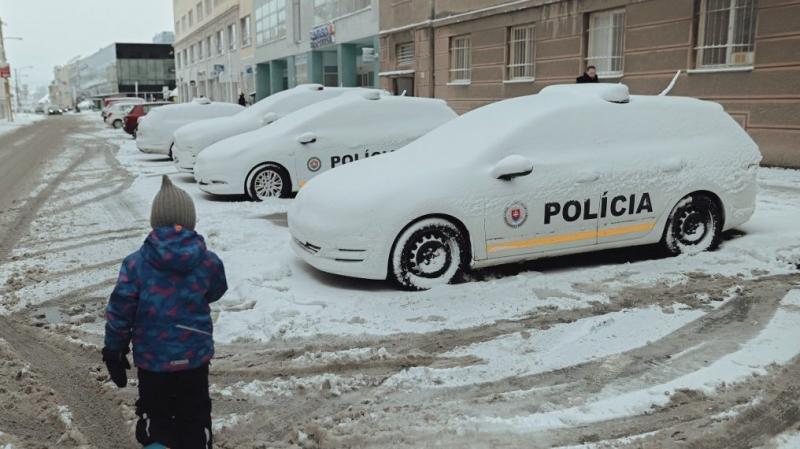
[136, 98, 243, 157]
[289, 84, 762, 290]
[193, 91, 457, 200]
[172, 84, 381, 173]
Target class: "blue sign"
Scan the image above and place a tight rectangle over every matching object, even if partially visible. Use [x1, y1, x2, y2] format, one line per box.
[310, 23, 335, 49]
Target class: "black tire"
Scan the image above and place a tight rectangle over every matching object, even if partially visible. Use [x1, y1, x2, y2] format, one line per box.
[112, 119, 122, 129]
[168, 143, 174, 161]
[247, 164, 291, 201]
[662, 193, 722, 256]
[391, 218, 467, 290]
[132, 128, 137, 139]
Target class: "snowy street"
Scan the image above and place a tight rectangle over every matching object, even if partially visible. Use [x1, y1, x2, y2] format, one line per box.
[1, 113, 800, 448]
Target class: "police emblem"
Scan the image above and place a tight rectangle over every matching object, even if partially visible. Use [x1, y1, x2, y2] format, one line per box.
[307, 157, 321, 172]
[504, 202, 528, 228]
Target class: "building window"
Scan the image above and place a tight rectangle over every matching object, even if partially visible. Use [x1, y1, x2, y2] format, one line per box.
[587, 9, 625, 77]
[198, 40, 204, 60]
[507, 24, 535, 80]
[190, 44, 196, 64]
[449, 35, 471, 83]
[182, 15, 188, 33]
[397, 42, 414, 66]
[216, 30, 224, 55]
[205, 0, 212, 15]
[241, 15, 252, 46]
[206, 36, 212, 58]
[188, 10, 194, 27]
[696, 0, 756, 68]
[228, 23, 237, 50]
[183, 49, 188, 68]
[323, 64, 338, 86]
[175, 21, 180, 37]
[313, 0, 370, 25]
[197, 2, 204, 21]
[255, 0, 287, 44]
[293, 0, 302, 42]
[176, 54, 181, 69]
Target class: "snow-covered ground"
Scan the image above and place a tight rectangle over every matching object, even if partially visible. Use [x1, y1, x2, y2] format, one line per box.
[0, 113, 46, 138]
[1, 114, 799, 447]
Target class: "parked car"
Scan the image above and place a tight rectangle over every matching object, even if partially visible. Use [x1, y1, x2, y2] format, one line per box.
[135, 97, 243, 158]
[194, 91, 457, 200]
[288, 84, 763, 290]
[106, 102, 138, 129]
[173, 84, 384, 173]
[124, 102, 171, 137]
[46, 105, 63, 115]
[101, 97, 145, 122]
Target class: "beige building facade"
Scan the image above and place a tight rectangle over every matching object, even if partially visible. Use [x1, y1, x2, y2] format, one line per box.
[172, 0, 257, 103]
[379, 0, 800, 167]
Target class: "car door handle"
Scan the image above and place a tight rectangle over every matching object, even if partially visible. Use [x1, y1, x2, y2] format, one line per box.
[576, 172, 600, 183]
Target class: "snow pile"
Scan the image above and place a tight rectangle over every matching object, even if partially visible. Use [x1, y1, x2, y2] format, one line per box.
[214, 373, 375, 398]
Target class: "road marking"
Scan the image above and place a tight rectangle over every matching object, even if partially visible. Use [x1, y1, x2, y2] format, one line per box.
[487, 221, 656, 253]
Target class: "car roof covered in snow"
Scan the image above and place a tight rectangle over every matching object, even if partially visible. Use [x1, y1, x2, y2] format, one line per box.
[392, 83, 743, 165]
[240, 84, 374, 118]
[147, 99, 243, 119]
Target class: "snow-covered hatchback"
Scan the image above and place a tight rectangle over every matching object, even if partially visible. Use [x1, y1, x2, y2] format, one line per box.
[194, 91, 457, 200]
[289, 84, 762, 290]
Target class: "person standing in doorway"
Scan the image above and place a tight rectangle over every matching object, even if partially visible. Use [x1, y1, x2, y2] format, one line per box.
[576, 66, 600, 83]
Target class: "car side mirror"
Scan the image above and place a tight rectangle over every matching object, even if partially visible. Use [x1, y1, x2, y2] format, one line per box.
[491, 155, 533, 180]
[297, 132, 317, 144]
[260, 112, 278, 126]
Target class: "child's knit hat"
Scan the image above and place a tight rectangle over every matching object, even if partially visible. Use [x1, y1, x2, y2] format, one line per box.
[150, 175, 196, 230]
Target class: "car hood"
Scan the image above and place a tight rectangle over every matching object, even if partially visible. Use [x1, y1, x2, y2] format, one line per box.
[291, 149, 478, 237]
[175, 115, 260, 150]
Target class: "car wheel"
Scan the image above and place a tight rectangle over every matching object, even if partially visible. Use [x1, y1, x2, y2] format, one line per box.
[391, 218, 467, 290]
[168, 143, 174, 161]
[132, 128, 137, 139]
[662, 193, 722, 255]
[112, 119, 122, 129]
[248, 164, 291, 200]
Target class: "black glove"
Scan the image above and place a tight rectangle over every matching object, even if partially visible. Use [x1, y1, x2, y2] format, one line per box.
[102, 347, 131, 388]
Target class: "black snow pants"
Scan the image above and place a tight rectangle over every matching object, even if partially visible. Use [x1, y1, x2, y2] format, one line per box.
[135, 364, 213, 449]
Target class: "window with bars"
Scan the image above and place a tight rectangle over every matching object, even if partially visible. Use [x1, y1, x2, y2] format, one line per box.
[507, 24, 535, 80]
[696, 0, 756, 68]
[255, 0, 287, 45]
[449, 35, 471, 83]
[397, 42, 414, 66]
[587, 9, 625, 76]
[313, 0, 371, 25]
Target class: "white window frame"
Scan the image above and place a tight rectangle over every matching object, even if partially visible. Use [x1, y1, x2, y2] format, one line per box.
[228, 23, 237, 51]
[241, 15, 252, 47]
[397, 42, 414, 66]
[216, 30, 224, 55]
[695, 0, 756, 69]
[449, 35, 471, 84]
[255, 0, 287, 45]
[506, 24, 535, 81]
[586, 9, 626, 77]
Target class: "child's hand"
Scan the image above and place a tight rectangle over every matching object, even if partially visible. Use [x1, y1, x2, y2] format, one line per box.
[101, 347, 131, 388]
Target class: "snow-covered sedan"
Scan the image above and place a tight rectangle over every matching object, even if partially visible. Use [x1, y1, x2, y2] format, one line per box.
[194, 91, 457, 200]
[135, 98, 243, 158]
[105, 102, 138, 129]
[289, 84, 762, 290]
[173, 84, 381, 173]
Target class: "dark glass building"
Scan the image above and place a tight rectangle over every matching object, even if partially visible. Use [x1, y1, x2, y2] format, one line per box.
[75, 43, 177, 100]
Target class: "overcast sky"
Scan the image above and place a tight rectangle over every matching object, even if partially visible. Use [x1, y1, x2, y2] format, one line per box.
[0, 0, 174, 91]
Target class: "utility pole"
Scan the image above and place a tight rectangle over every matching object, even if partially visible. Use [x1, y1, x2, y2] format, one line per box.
[0, 18, 13, 122]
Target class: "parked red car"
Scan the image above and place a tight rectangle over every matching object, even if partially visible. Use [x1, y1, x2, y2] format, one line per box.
[123, 102, 171, 137]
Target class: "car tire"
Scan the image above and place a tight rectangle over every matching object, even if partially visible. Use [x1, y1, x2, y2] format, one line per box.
[662, 193, 722, 256]
[112, 119, 122, 129]
[247, 164, 291, 201]
[132, 128, 137, 139]
[168, 143, 174, 161]
[391, 218, 467, 291]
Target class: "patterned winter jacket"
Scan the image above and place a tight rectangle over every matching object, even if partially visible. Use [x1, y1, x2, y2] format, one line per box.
[104, 225, 227, 372]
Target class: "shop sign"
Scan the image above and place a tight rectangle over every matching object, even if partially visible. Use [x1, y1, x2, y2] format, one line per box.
[310, 23, 335, 49]
[0, 64, 10, 79]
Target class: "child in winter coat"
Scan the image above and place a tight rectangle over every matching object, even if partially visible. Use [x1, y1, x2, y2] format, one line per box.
[102, 175, 227, 449]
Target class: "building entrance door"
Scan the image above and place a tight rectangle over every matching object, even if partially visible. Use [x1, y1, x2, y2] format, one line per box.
[393, 77, 414, 96]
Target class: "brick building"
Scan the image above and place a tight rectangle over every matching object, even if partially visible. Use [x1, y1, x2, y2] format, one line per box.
[379, 0, 800, 167]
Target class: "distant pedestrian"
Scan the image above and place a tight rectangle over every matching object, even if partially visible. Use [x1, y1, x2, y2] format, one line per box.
[102, 175, 227, 449]
[576, 66, 600, 84]
[238, 92, 246, 107]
